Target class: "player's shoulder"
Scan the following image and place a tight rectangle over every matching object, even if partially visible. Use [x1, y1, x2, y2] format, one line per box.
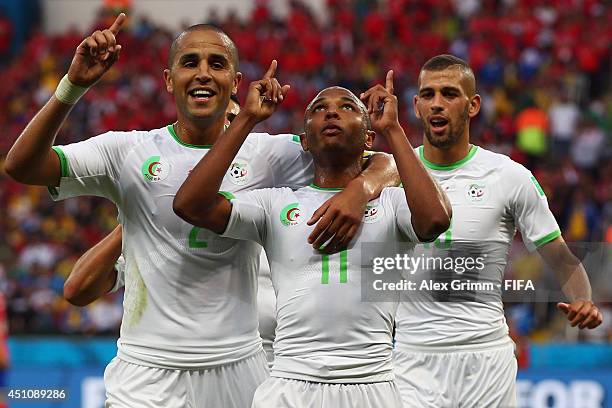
[96, 126, 166, 146]
[472, 147, 530, 177]
[240, 186, 295, 200]
[380, 186, 403, 198]
[250, 132, 302, 149]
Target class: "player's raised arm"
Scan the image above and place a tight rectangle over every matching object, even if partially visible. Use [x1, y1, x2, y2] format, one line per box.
[64, 225, 123, 306]
[4, 13, 126, 186]
[361, 70, 451, 241]
[173, 60, 289, 233]
[536, 237, 603, 329]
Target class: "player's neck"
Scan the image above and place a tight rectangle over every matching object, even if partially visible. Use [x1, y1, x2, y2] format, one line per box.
[312, 160, 362, 189]
[173, 117, 225, 146]
[423, 137, 472, 166]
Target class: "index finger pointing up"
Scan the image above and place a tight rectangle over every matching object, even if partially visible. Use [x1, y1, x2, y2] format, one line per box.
[385, 70, 394, 94]
[109, 13, 127, 35]
[263, 60, 278, 79]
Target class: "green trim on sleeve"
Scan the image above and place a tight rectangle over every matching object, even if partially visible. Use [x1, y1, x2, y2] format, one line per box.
[419, 145, 478, 170]
[291, 135, 302, 144]
[530, 176, 546, 197]
[52, 146, 69, 177]
[167, 124, 213, 149]
[534, 230, 561, 248]
[218, 191, 236, 201]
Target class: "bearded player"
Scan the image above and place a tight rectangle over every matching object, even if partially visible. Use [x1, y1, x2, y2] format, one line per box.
[393, 54, 603, 407]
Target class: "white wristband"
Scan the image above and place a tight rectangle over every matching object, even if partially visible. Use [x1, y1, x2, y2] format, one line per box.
[54, 75, 89, 105]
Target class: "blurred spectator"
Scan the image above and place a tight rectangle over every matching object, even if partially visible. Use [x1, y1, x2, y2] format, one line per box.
[515, 102, 549, 159]
[548, 92, 580, 155]
[570, 116, 606, 171]
[563, 189, 601, 242]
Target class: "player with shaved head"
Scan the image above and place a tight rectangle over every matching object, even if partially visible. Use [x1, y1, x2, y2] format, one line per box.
[172, 71, 451, 407]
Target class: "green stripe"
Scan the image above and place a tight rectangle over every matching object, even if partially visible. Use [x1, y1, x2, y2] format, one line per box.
[188, 227, 208, 248]
[419, 145, 478, 170]
[167, 124, 213, 149]
[219, 191, 236, 200]
[292, 134, 301, 143]
[321, 255, 329, 284]
[534, 230, 561, 247]
[52, 146, 68, 177]
[309, 184, 343, 192]
[530, 176, 545, 197]
[339, 250, 348, 283]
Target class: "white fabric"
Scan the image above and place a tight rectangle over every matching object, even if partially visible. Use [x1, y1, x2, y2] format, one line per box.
[251, 377, 402, 408]
[109, 255, 125, 294]
[257, 251, 276, 369]
[223, 186, 420, 383]
[395, 146, 560, 348]
[104, 351, 269, 408]
[393, 340, 517, 408]
[51, 126, 312, 369]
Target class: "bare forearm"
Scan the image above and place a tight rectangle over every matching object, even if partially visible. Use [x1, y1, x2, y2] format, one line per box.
[350, 152, 400, 199]
[174, 112, 258, 225]
[384, 124, 451, 240]
[4, 96, 73, 186]
[64, 226, 122, 306]
[539, 238, 592, 301]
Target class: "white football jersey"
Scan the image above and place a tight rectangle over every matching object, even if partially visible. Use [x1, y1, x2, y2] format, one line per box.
[222, 185, 421, 383]
[51, 125, 313, 368]
[395, 145, 560, 347]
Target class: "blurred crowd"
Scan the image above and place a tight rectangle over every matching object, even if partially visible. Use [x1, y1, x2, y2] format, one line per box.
[0, 0, 610, 341]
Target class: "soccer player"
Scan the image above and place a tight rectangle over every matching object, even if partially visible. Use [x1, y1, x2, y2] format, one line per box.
[393, 54, 603, 407]
[63, 96, 278, 366]
[3, 15, 400, 407]
[172, 71, 452, 407]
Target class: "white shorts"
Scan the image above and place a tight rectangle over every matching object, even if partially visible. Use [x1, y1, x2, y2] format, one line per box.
[393, 340, 517, 408]
[251, 377, 402, 408]
[104, 350, 269, 408]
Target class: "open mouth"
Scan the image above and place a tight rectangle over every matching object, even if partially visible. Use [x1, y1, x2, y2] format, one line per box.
[429, 116, 449, 133]
[322, 124, 343, 135]
[188, 88, 216, 103]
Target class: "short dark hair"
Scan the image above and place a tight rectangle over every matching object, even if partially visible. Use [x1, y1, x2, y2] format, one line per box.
[304, 87, 372, 133]
[419, 54, 476, 96]
[168, 24, 239, 70]
[422, 54, 470, 72]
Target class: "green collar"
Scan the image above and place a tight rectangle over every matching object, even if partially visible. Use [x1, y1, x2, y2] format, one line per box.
[309, 183, 343, 192]
[419, 145, 478, 170]
[167, 124, 213, 149]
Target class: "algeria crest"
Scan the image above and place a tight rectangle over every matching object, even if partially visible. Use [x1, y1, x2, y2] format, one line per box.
[141, 155, 170, 182]
[280, 203, 302, 227]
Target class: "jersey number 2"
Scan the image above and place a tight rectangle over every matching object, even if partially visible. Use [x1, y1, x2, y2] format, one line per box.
[188, 226, 208, 248]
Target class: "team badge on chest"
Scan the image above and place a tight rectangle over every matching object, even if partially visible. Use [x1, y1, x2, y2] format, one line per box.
[141, 155, 170, 182]
[228, 160, 250, 185]
[364, 203, 381, 223]
[466, 183, 486, 202]
[280, 203, 303, 227]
